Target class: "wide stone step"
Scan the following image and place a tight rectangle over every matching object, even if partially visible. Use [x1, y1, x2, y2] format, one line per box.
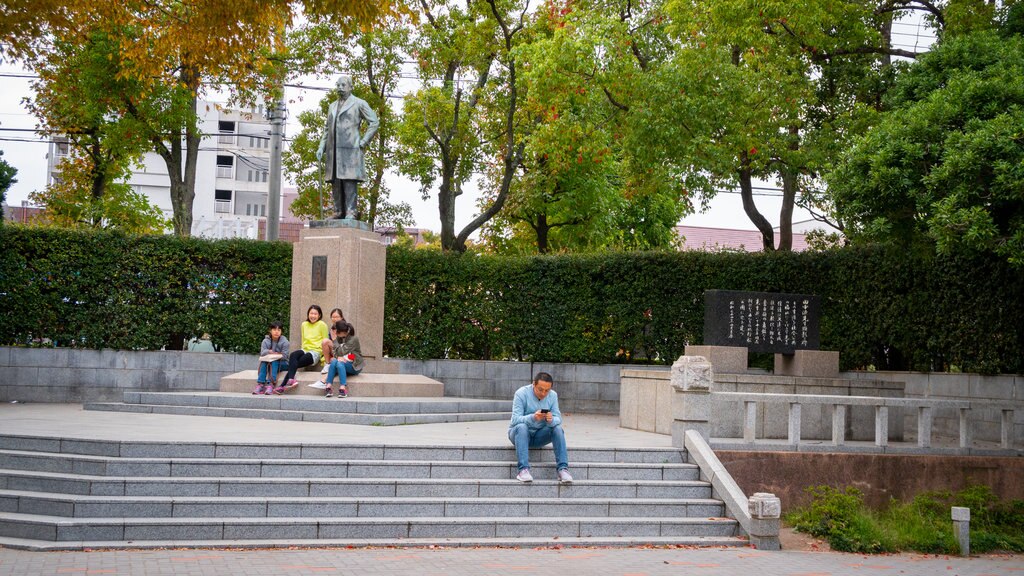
[0, 534, 750, 552]
[0, 469, 712, 498]
[0, 491, 725, 519]
[0, 436, 688, 463]
[0, 451, 701, 481]
[123, 392, 510, 414]
[83, 403, 507, 426]
[0, 512, 741, 542]
[220, 370, 443, 397]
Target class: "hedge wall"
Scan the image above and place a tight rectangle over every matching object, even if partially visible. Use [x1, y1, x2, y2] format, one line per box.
[2, 227, 1022, 374]
[0, 227, 292, 353]
[383, 246, 1024, 374]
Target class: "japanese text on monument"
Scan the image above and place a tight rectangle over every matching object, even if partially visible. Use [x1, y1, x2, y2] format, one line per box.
[704, 290, 820, 354]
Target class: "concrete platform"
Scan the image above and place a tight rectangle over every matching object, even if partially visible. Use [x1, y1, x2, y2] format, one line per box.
[220, 370, 444, 397]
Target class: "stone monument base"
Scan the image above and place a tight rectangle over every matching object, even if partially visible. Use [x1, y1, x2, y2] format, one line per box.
[290, 222, 385, 360]
[774, 350, 839, 378]
[684, 345, 748, 374]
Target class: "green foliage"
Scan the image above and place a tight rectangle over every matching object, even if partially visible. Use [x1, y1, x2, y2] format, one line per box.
[384, 244, 1024, 372]
[789, 486, 891, 553]
[0, 150, 16, 222]
[830, 30, 1024, 267]
[789, 485, 1024, 554]
[3, 227, 1022, 373]
[0, 227, 291, 352]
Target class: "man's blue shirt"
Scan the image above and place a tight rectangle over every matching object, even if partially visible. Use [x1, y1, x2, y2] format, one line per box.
[509, 384, 562, 430]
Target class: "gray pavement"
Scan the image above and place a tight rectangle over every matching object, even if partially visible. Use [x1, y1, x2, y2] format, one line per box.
[0, 403, 674, 448]
[0, 545, 1021, 575]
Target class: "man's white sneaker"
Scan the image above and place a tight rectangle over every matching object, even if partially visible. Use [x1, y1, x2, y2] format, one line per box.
[516, 468, 533, 483]
[308, 380, 328, 389]
[321, 364, 329, 374]
[557, 469, 573, 484]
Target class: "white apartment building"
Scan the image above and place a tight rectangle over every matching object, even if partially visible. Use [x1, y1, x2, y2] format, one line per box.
[45, 100, 281, 239]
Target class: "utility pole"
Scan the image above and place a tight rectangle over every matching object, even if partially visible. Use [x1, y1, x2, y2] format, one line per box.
[266, 95, 286, 241]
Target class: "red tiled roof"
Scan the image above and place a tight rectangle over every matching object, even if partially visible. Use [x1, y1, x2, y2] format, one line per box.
[676, 225, 809, 252]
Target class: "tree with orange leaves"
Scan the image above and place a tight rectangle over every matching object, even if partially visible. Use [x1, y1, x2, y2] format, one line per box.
[2, 0, 390, 235]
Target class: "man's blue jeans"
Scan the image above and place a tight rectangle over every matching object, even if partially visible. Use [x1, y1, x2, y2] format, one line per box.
[508, 422, 569, 472]
[257, 360, 286, 384]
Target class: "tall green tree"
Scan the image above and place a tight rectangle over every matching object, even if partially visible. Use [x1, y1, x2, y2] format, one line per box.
[829, 27, 1024, 266]
[480, 0, 688, 253]
[0, 151, 16, 223]
[26, 30, 167, 231]
[395, 0, 532, 252]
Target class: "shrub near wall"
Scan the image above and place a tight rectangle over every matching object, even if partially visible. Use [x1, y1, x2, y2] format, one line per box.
[0, 227, 291, 352]
[384, 246, 1024, 374]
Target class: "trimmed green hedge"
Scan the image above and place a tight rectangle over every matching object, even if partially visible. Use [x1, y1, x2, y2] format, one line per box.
[383, 246, 1024, 373]
[0, 227, 291, 353]
[2, 227, 1022, 374]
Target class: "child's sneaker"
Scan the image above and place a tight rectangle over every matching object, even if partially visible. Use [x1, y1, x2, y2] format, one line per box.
[284, 379, 299, 390]
[337, 387, 348, 398]
[272, 385, 286, 395]
[325, 388, 333, 398]
[263, 385, 276, 396]
[252, 383, 265, 395]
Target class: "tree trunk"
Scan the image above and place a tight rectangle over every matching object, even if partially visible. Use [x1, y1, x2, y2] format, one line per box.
[536, 212, 550, 254]
[88, 138, 105, 228]
[777, 125, 800, 252]
[438, 160, 457, 250]
[738, 154, 775, 251]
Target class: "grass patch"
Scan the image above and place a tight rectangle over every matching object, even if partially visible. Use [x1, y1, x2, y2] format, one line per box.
[786, 485, 1024, 554]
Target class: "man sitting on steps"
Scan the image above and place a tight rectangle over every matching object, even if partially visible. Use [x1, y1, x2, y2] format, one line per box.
[508, 372, 572, 484]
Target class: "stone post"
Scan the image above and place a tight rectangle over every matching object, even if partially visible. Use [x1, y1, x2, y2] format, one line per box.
[952, 506, 970, 556]
[748, 492, 782, 550]
[670, 355, 713, 447]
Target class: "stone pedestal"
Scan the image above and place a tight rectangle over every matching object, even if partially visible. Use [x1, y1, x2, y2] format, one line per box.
[685, 345, 748, 374]
[290, 221, 385, 360]
[774, 350, 839, 378]
[670, 355, 713, 446]
[747, 492, 782, 550]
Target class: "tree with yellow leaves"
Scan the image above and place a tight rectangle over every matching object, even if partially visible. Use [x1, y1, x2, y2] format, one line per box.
[2, 0, 390, 236]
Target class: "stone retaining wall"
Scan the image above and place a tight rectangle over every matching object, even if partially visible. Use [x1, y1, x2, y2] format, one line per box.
[393, 358, 628, 415]
[0, 347, 627, 413]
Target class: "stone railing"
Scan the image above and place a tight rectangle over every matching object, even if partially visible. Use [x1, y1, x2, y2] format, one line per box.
[719, 392, 1019, 452]
[666, 356, 1023, 456]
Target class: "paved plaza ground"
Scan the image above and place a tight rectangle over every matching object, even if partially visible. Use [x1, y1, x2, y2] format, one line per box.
[1, 545, 1022, 576]
[0, 403, 1021, 575]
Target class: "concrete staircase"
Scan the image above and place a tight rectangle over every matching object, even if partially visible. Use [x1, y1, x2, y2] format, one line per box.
[84, 392, 510, 426]
[0, 435, 747, 550]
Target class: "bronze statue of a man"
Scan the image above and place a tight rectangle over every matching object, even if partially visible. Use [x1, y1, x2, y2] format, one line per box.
[316, 75, 379, 220]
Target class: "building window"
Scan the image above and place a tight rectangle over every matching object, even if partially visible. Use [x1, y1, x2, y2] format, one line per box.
[218, 121, 236, 145]
[260, 204, 266, 216]
[215, 189, 232, 214]
[216, 155, 234, 179]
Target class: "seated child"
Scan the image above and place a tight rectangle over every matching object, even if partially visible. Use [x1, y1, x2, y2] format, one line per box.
[279, 305, 330, 394]
[315, 321, 364, 398]
[254, 321, 289, 395]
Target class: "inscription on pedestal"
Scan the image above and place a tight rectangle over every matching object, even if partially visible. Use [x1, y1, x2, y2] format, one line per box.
[704, 290, 820, 354]
[311, 256, 327, 291]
